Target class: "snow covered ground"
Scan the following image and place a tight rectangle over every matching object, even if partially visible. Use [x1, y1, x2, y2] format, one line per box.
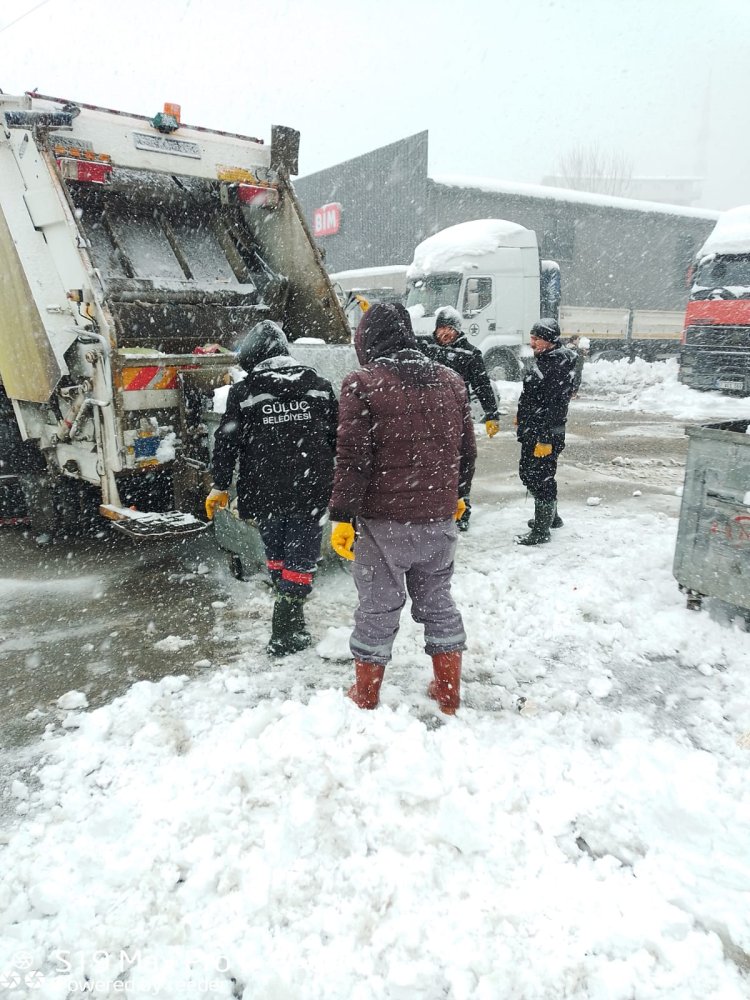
[1, 361, 749, 999]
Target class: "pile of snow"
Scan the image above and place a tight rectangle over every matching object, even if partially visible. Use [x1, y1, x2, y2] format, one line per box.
[2, 502, 750, 998]
[580, 357, 750, 420]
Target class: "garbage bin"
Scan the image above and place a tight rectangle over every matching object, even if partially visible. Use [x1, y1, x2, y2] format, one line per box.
[673, 419, 750, 613]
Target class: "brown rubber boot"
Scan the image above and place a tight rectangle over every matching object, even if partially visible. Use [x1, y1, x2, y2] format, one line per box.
[347, 660, 386, 710]
[428, 651, 462, 715]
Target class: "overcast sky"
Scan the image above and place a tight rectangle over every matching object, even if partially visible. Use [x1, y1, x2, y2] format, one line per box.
[2, 0, 748, 210]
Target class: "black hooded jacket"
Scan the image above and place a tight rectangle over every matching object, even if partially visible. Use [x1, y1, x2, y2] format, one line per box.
[422, 333, 499, 422]
[212, 356, 338, 520]
[516, 342, 578, 443]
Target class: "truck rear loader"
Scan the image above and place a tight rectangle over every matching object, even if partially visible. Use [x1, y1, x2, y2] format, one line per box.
[0, 91, 349, 538]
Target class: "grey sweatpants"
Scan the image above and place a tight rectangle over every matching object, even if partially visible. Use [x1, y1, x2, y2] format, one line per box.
[349, 517, 466, 666]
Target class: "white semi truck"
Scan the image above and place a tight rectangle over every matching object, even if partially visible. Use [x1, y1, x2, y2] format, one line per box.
[0, 91, 349, 538]
[403, 219, 683, 379]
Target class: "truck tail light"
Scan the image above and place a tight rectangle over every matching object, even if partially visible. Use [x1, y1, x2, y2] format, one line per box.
[237, 183, 279, 208]
[57, 157, 113, 184]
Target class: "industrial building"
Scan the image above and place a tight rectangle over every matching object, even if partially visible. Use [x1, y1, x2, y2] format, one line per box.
[293, 132, 720, 312]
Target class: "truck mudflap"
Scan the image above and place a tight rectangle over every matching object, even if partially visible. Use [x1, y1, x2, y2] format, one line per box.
[100, 504, 207, 540]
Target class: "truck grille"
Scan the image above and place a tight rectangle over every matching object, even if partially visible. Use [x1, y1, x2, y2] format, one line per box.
[682, 349, 750, 378]
[684, 325, 750, 348]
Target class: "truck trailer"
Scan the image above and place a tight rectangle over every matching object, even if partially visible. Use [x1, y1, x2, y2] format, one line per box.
[0, 91, 349, 538]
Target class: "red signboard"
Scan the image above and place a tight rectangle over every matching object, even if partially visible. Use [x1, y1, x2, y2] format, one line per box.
[313, 202, 342, 237]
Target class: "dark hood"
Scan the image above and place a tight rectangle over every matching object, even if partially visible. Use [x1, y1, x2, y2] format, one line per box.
[354, 302, 417, 364]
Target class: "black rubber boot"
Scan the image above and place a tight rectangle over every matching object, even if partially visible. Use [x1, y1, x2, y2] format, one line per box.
[516, 500, 556, 545]
[266, 594, 313, 656]
[527, 502, 563, 529]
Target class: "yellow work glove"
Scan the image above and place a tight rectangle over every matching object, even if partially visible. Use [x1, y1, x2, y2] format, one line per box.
[205, 488, 229, 520]
[331, 521, 355, 561]
[533, 442, 553, 458]
[485, 419, 500, 438]
[455, 498, 467, 522]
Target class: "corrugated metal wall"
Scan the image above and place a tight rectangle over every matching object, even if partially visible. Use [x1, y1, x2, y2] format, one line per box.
[293, 132, 428, 274]
[294, 134, 716, 311]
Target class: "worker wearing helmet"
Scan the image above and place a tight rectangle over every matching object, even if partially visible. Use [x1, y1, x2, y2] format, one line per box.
[206, 321, 338, 655]
[420, 305, 500, 532]
[514, 318, 578, 545]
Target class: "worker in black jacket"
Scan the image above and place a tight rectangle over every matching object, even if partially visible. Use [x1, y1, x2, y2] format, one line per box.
[422, 306, 499, 531]
[206, 321, 338, 655]
[515, 318, 578, 545]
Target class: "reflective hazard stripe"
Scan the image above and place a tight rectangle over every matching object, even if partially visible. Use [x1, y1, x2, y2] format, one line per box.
[240, 393, 276, 409]
[282, 568, 314, 586]
[424, 630, 466, 646]
[122, 367, 178, 391]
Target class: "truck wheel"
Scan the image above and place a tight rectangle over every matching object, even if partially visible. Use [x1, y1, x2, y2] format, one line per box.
[19, 475, 96, 537]
[485, 351, 520, 382]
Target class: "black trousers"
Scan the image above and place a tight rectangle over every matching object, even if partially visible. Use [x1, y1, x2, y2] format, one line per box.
[256, 515, 323, 598]
[518, 437, 565, 502]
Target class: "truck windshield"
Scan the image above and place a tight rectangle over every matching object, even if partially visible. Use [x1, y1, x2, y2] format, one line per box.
[405, 274, 461, 316]
[693, 255, 750, 293]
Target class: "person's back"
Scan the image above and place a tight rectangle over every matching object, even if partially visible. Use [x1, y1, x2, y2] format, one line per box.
[329, 302, 476, 715]
[334, 351, 470, 522]
[208, 320, 338, 657]
[224, 357, 337, 519]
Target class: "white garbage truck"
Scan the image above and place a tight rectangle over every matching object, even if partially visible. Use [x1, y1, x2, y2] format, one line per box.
[0, 91, 349, 538]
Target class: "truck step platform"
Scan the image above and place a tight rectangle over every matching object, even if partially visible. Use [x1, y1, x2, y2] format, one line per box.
[100, 505, 207, 540]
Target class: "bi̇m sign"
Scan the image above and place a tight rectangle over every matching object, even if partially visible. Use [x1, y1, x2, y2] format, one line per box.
[313, 203, 342, 237]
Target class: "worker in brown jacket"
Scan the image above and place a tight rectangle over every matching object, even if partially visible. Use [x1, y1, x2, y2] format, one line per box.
[328, 303, 476, 714]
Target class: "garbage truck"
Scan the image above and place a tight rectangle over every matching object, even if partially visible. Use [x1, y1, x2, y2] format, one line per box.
[0, 91, 349, 538]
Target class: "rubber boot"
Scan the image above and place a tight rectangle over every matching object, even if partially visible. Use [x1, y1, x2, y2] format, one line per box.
[266, 594, 312, 656]
[516, 500, 555, 545]
[527, 502, 563, 529]
[428, 651, 462, 715]
[347, 660, 386, 709]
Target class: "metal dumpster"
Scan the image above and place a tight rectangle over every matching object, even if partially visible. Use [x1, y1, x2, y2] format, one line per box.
[673, 419, 750, 614]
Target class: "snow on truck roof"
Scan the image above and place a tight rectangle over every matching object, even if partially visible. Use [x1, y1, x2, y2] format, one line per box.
[698, 205, 750, 257]
[408, 219, 536, 276]
[330, 265, 409, 281]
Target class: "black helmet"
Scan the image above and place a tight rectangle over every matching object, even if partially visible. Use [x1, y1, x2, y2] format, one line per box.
[530, 318, 561, 343]
[434, 306, 462, 334]
[236, 320, 289, 371]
